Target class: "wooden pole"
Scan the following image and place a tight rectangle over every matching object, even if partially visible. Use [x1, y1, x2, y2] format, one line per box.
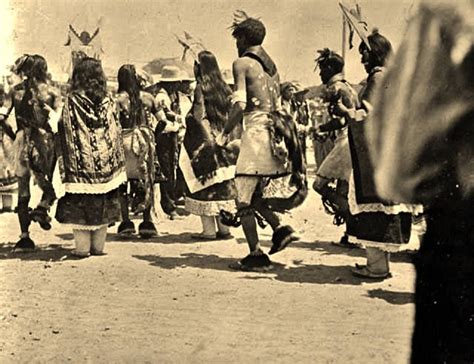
[342, 12, 347, 75]
[342, 15, 347, 59]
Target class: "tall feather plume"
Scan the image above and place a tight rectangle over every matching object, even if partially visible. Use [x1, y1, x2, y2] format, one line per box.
[175, 31, 206, 61]
[184, 31, 206, 50]
[229, 9, 251, 30]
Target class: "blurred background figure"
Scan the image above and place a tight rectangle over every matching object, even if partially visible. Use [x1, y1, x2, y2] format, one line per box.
[309, 97, 335, 170]
[293, 85, 311, 162]
[221, 69, 235, 90]
[280, 81, 297, 117]
[154, 66, 193, 219]
[312, 49, 358, 247]
[116, 64, 159, 238]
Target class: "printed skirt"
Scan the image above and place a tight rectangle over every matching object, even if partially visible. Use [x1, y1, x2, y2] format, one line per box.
[55, 188, 121, 229]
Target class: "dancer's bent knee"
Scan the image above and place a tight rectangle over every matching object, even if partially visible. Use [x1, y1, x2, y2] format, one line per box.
[235, 176, 260, 206]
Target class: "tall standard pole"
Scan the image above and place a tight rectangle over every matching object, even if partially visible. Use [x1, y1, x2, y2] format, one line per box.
[342, 13, 347, 75]
[342, 15, 347, 59]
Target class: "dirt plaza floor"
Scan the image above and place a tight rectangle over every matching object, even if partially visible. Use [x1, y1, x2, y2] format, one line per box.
[0, 151, 417, 363]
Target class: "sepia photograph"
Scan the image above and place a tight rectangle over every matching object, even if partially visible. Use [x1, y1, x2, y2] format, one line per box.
[0, 0, 472, 362]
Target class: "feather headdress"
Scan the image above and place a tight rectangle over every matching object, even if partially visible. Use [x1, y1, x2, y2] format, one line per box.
[229, 9, 262, 30]
[314, 48, 336, 71]
[230, 10, 249, 29]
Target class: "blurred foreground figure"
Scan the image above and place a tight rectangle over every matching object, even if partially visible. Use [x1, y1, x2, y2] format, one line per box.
[367, 3, 474, 362]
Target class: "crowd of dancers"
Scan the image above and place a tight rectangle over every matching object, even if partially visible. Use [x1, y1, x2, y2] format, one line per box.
[0, 3, 473, 362]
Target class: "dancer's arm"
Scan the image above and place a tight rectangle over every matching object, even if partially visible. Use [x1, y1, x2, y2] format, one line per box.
[218, 59, 246, 145]
[0, 91, 16, 139]
[324, 86, 361, 127]
[332, 97, 370, 125]
[154, 91, 180, 134]
[0, 111, 16, 140]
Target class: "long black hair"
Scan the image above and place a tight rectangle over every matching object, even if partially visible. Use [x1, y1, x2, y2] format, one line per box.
[195, 51, 232, 130]
[71, 57, 107, 105]
[29, 55, 49, 83]
[16, 54, 49, 91]
[117, 64, 145, 126]
[16, 54, 50, 125]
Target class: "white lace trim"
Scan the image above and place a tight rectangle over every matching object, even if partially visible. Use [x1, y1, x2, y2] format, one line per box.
[64, 223, 108, 231]
[179, 149, 235, 194]
[352, 237, 406, 253]
[185, 197, 236, 216]
[348, 173, 423, 215]
[63, 171, 127, 195]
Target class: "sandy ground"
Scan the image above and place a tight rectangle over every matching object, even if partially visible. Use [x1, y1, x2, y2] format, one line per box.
[0, 151, 417, 363]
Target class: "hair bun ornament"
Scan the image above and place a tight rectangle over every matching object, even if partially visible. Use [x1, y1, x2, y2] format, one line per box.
[316, 48, 332, 59]
[314, 48, 332, 70]
[371, 28, 380, 35]
[12, 54, 30, 74]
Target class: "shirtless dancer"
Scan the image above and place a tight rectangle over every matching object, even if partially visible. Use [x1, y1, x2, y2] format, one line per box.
[218, 16, 299, 271]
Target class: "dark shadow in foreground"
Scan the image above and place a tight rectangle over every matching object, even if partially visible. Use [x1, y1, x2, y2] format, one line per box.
[55, 233, 74, 241]
[134, 252, 377, 286]
[0, 242, 72, 262]
[106, 232, 220, 244]
[365, 288, 415, 305]
[291, 240, 415, 263]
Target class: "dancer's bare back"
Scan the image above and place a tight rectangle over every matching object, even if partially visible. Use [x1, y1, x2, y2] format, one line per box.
[233, 57, 280, 113]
